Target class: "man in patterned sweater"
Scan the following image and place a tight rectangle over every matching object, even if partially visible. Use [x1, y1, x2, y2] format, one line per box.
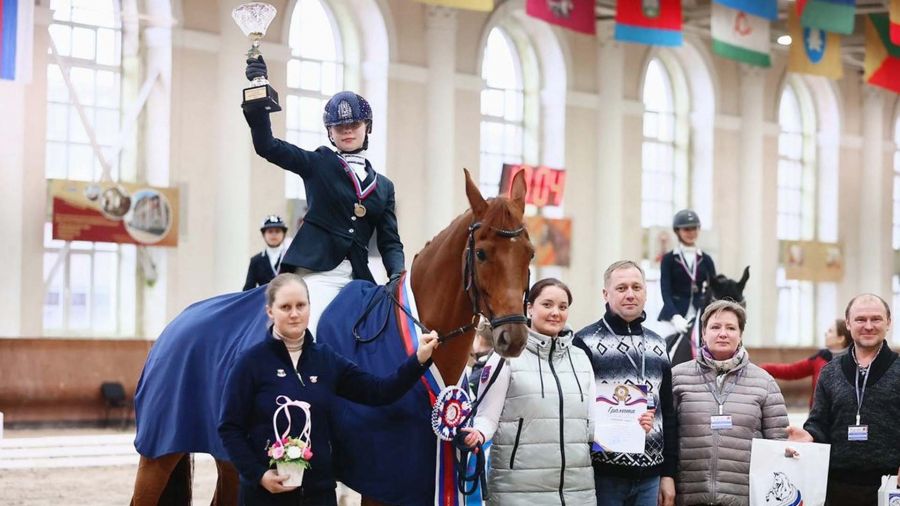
[787, 293, 900, 506]
[574, 260, 678, 506]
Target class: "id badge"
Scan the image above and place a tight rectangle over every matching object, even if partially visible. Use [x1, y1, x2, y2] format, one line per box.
[848, 424, 868, 441]
[710, 415, 733, 430]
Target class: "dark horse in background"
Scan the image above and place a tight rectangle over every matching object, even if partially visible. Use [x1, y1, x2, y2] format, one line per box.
[130, 168, 534, 505]
[665, 266, 750, 367]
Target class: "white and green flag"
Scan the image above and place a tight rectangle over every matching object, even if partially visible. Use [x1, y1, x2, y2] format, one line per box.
[711, 2, 771, 67]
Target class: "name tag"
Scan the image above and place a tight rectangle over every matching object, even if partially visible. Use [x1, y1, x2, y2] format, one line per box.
[711, 415, 733, 430]
[848, 424, 868, 441]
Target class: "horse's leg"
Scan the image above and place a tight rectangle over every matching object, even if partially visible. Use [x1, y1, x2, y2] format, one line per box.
[211, 458, 240, 506]
[130, 452, 188, 506]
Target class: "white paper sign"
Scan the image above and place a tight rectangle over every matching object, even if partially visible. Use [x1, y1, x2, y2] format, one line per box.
[592, 383, 648, 454]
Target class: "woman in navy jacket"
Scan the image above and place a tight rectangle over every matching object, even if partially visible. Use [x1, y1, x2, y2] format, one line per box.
[243, 56, 405, 335]
[218, 273, 439, 505]
[658, 209, 716, 336]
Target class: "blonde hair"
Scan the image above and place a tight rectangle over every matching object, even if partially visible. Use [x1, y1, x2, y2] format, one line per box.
[700, 299, 747, 333]
[264, 273, 309, 307]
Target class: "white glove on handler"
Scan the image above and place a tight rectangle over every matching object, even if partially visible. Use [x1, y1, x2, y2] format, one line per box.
[671, 314, 689, 334]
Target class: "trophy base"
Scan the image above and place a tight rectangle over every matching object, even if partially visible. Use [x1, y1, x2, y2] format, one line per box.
[242, 83, 281, 113]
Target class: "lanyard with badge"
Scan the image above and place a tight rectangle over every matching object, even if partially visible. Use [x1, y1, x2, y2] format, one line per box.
[676, 247, 701, 294]
[602, 318, 655, 409]
[698, 363, 743, 430]
[849, 364, 870, 442]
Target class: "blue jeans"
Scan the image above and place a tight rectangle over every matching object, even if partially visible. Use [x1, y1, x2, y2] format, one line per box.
[595, 475, 660, 506]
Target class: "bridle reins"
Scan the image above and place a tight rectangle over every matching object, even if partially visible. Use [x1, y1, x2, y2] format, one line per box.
[353, 219, 529, 344]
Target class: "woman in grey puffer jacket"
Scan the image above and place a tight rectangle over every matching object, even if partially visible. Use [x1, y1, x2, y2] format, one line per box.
[463, 278, 623, 506]
[671, 300, 788, 506]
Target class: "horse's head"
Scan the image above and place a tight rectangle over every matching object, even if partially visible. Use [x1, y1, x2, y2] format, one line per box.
[462, 168, 534, 358]
[708, 266, 750, 307]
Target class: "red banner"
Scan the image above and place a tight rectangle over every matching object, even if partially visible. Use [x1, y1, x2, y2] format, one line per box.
[525, 0, 596, 35]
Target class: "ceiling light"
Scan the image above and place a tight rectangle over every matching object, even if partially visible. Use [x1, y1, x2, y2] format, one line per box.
[777, 35, 792, 46]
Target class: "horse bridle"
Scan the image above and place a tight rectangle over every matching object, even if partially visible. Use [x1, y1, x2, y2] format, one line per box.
[352, 219, 529, 344]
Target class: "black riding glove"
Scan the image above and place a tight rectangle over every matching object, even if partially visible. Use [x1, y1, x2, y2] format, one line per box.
[245, 55, 268, 81]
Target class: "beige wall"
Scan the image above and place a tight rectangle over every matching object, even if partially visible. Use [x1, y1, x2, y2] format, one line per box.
[1, 0, 899, 344]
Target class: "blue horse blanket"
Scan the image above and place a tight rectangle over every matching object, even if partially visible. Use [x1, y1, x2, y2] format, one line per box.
[133, 286, 270, 460]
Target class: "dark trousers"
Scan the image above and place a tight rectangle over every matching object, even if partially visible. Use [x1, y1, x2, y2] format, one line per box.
[826, 480, 878, 506]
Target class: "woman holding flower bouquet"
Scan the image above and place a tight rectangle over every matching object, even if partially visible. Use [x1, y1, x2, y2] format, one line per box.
[218, 273, 439, 505]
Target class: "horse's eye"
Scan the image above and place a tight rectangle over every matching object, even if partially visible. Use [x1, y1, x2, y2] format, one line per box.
[475, 249, 487, 261]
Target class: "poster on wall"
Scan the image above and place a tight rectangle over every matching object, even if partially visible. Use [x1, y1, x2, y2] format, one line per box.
[780, 240, 843, 282]
[499, 163, 567, 207]
[525, 216, 572, 267]
[49, 179, 180, 247]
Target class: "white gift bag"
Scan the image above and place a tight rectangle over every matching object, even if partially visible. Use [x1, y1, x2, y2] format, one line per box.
[877, 475, 900, 506]
[749, 438, 830, 506]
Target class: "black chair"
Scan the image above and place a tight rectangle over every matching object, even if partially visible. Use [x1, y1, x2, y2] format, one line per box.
[100, 381, 130, 429]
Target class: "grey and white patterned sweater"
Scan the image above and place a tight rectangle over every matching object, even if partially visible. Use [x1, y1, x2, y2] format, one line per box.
[574, 307, 679, 479]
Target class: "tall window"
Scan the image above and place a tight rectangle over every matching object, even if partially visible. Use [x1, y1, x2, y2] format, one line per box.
[284, 0, 344, 200]
[775, 81, 817, 345]
[641, 57, 689, 322]
[893, 115, 900, 343]
[479, 27, 525, 197]
[43, 0, 136, 336]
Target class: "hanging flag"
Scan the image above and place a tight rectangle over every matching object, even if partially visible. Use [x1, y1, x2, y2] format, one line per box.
[891, 0, 900, 45]
[614, 0, 683, 47]
[0, 0, 34, 82]
[412, 0, 493, 12]
[710, 3, 770, 67]
[713, 0, 777, 21]
[526, 0, 596, 35]
[800, 0, 855, 35]
[864, 13, 900, 94]
[788, 8, 843, 79]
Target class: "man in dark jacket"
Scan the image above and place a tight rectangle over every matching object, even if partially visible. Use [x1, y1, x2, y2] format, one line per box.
[243, 215, 288, 291]
[574, 260, 679, 506]
[788, 293, 900, 506]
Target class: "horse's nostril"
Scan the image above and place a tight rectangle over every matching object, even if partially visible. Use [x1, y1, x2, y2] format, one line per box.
[496, 332, 509, 349]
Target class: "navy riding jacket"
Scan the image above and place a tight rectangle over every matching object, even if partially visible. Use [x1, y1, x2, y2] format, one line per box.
[218, 329, 429, 505]
[657, 249, 716, 322]
[244, 110, 405, 283]
[243, 251, 279, 291]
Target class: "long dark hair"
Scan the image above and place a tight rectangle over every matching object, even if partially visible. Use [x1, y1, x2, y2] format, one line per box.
[834, 318, 851, 348]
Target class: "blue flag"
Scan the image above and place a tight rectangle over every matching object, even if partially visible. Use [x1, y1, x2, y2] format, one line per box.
[713, 0, 777, 21]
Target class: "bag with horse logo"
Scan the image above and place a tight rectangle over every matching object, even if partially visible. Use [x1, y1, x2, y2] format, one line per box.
[877, 475, 900, 506]
[749, 438, 830, 506]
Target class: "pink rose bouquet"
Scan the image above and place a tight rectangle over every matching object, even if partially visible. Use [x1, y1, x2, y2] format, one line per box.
[267, 436, 313, 469]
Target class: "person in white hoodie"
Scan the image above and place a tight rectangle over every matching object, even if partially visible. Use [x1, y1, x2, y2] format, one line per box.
[463, 278, 653, 505]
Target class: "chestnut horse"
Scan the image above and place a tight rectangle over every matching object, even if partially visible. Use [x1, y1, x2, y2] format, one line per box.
[130, 168, 533, 505]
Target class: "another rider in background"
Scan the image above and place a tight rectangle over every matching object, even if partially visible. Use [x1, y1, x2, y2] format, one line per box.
[658, 209, 716, 338]
[243, 215, 289, 291]
[243, 56, 405, 335]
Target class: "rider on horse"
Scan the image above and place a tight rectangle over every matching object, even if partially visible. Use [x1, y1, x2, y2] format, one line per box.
[657, 209, 717, 338]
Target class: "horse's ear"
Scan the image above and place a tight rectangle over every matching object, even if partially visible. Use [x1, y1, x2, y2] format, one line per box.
[463, 168, 488, 217]
[737, 266, 750, 293]
[509, 169, 527, 216]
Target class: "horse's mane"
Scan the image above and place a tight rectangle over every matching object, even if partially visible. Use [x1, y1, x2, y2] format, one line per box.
[414, 196, 524, 261]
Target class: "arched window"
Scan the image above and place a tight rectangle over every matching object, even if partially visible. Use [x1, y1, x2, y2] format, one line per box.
[284, 0, 344, 200]
[43, 0, 136, 335]
[893, 115, 900, 343]
[775, 79, 817, 345]
[640, 55, 690, 322]
[479, 27, 526, 197]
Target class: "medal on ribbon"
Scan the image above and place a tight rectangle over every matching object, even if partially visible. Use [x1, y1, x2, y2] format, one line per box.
[430, 386, 473, 441]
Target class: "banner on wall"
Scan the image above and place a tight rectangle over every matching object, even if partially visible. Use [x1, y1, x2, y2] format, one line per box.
[525, 0, 596, 35]
[891, 0, 900, 44]
[49, 179, 180, 247]
[0, 0, 34, 82]
[411, 0, 493, 12]
[713, 0, 777, 21]
[864, 13, 900, 94]
[614, 0, 683, 47]
[799, 0, 856, 35]
[524, 216, 572, 267]
[788, 8, 844, 79]
[711, 2, 772, 67]
[780, 240, 843, 282]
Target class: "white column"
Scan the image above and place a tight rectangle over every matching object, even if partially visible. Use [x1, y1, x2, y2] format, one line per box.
[424, 6, 457, 238]
[858, 87, 888, 295]
[737, 64, 767, 346]
[594, 24, 625, 293]
[214, 0, 256, 294]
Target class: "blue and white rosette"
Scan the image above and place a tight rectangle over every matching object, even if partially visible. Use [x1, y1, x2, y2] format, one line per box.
[431, 386, 473, 441]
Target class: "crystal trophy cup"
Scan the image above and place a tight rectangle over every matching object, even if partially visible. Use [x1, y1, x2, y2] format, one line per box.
[233, 2, 281, 112]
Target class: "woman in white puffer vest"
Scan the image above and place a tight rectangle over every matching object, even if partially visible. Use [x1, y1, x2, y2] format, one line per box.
[463, 278, 654, 506]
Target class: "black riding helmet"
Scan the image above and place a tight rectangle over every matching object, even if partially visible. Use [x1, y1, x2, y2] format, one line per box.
[672, 209, 701, 231]
[260, 215, 288, 233]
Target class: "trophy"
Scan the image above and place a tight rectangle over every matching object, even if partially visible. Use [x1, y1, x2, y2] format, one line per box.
[232, 2, 281, 112]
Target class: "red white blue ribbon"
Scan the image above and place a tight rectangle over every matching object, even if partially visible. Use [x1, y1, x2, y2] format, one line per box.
[395, 273, 481, 506]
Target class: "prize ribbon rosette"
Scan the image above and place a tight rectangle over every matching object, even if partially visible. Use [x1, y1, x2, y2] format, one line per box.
[431, 386, 473, 441]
